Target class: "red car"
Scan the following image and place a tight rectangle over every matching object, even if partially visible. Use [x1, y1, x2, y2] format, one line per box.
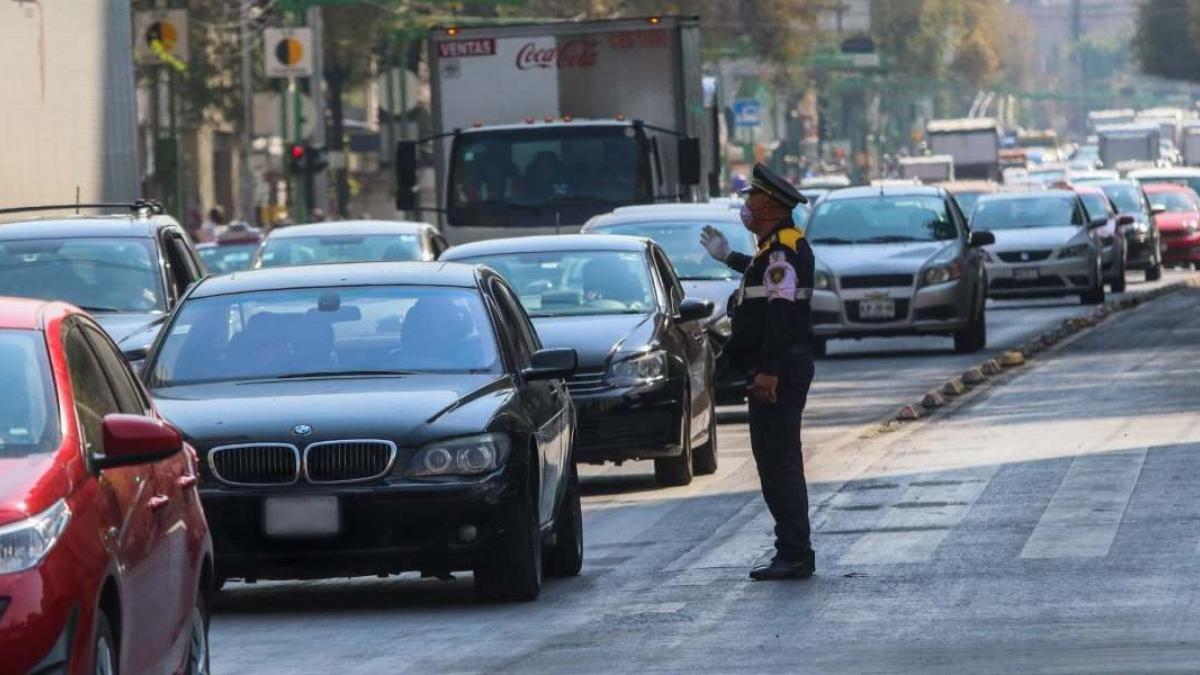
[1144, 182, 1200, 269]
[0, 298, 212, 674]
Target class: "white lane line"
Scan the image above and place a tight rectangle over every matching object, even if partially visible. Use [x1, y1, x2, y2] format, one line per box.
[1020, 447, 1147, 560]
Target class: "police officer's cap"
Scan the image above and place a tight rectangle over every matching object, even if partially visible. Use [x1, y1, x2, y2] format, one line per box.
[738, 163, 807, 208]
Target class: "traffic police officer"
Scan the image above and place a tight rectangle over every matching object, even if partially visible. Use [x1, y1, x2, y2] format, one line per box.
[700, 163, 816, 580]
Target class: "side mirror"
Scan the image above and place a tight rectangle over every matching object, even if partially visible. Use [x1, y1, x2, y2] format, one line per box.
[1088, 216, 1109, 230]
[121, 346, 149, 363]
[968, 230, 996, 248]
[93, 414, 183, 471]
[395, 141, 419, 211]
[1151, 204, 1167, 215]
[522, 348, 578, 381]
[677, 137, 701, 187]
[1116, 214, 1136, 227]
[677, 297, 714, 322]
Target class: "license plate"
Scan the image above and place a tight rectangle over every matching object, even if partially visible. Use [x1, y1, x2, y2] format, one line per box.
[859, 299, 895, 320]
[1013, 268, 1039, 281]
[263, 496, 340, 538]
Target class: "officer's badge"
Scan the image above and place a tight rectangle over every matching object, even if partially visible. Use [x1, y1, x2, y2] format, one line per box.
[763, 260, 797, 301]
[768, 266, 787, 284]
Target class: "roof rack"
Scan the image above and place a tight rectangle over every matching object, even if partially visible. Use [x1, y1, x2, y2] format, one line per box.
[0, 199, 166, 217]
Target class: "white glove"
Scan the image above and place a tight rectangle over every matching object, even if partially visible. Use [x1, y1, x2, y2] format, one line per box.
[700, 225, 732, 262]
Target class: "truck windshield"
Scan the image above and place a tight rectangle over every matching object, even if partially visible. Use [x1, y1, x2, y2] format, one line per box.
[448, 126, 652, 229]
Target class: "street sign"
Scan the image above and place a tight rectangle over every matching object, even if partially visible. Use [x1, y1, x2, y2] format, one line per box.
[733, 99, 762, 128]
[134, 10, 189, 65]
[264, 28, 314, 78]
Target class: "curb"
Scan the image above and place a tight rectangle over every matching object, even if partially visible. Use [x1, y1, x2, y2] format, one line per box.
[886, 276, 1200, 423]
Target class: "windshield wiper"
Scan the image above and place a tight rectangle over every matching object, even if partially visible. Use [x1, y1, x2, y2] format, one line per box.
[77, 305, 123, 314]
[810, 237, 855, 245]
[859, 235, 927, 243]
[272, 369, 416, 379]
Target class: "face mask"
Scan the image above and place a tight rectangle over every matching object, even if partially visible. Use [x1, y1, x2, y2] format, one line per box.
[740, 202, 754, 229]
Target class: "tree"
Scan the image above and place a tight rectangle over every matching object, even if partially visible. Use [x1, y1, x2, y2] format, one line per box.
[1133, 0, 1200, 82]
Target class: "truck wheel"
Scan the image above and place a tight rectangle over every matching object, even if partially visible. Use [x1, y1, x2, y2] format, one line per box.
[474, 474, 542, 602]
[654, 402, 693, 487]
[544, 465, 583, 578]
[692, 392, 719, 476]
[93, 609, 118, 675]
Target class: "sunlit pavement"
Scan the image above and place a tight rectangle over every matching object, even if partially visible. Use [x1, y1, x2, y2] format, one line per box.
[210, 270, 1200, 674]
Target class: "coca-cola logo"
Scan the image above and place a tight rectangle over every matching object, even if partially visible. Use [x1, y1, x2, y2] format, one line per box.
[515, 39, 599, 71]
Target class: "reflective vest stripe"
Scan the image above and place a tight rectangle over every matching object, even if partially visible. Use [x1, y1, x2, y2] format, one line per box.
[738, 286, 814, 302]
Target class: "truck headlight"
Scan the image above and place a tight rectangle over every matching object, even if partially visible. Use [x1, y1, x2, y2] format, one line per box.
[919, 260, 963, 287]
[814, 270, 833, 290]
[0, 499, 70, 574]
[606, 350, 667, 387]
[405, 433, 510, 478]
[1058, 243, 1091, 259]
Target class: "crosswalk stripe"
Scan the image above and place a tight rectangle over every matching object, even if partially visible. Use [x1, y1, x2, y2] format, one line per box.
[664, 497, 774, 572]
[1020, 447, 1147, 559]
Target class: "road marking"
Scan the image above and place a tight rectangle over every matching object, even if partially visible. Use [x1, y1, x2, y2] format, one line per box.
[1020, 447, 1147, 559]
[664, 498, 774, 572]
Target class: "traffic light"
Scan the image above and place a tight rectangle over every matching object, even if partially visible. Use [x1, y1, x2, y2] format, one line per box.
[303, 144, 328, 174]
[288, 144, 305, 174]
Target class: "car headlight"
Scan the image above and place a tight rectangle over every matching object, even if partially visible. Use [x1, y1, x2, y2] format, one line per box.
[606, 350, 667, 387]
[1058, 243, 1091, 258]
[0, 499, 71, 575]
[814, 270, 833, 290]
[708, 314, 732, 340]
[1184, 220, 1199, 233]
[405, 433, 510, 479]
[919, 260, 963, 287]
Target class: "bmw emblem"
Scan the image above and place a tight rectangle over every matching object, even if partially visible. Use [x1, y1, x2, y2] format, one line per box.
[292, 424, 313, 437]
[1020, 252, 1030, 262]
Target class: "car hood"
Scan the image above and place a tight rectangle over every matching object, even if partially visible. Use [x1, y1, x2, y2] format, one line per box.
[0, 453, 67, 526]
[812, 241, 956, 275]
[982, 226, 1082, 251]
[532, 313, 656, 369]
[1155, 212, 1199, 231]
[682, 279, 740, 320]
[93, 312, 168, 355]
[152, 374, 512, 450]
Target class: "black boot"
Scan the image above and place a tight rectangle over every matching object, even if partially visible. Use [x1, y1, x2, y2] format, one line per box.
[749, 553, 815, 581]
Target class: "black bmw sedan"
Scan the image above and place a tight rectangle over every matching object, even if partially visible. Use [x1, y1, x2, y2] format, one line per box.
[141, 262, 580, 602]
[442, 235, 716, 487]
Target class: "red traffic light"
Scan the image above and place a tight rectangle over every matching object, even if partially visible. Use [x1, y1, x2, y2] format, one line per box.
[290, 144, 305, 160]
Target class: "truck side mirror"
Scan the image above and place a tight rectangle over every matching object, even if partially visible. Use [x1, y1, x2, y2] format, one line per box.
[678, 137, 701, 187]
[395, 141, 419, 211]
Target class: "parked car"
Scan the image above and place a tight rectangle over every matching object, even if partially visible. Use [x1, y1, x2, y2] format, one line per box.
[0, 297, 211, 674]
[196, 222, 263, 273]
[252, 220, 446, 268]
[581, 204, 756, 403]
[1143, 182, 1200, 269]
[1072, 185, 1130, 292]
[142, 262, 580, 601]
[937, 180, 1000, 216]
[0, 201, 206, 364]
[1127, 166, 1200, 196]
[442, 235, 717, 486]
[971, 191, 1108, 304]
[804, 185, 992, 355]
[1090, 180, 1163, 281]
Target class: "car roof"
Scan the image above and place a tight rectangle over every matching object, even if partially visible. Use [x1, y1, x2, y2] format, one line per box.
[821, 185, 946, 201]
[190, 262, 482, 298]
[585, 205, 740, 229]
[0, 214, 176, 240]
[443, 234, 649, 259]
[264, 220, 433, 239]
[1071, 185, 1107, 196]
[1142, 182, 1193, 193]
[1129, 167, 1200, 178]
[0, 297, 71, 330]
[936, 180, 999, 193]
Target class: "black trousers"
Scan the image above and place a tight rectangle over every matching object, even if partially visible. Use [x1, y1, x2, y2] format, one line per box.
[748, 352, 815, 562]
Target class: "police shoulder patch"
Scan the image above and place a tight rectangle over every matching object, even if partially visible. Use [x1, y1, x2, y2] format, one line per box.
[763, 259, 797, 301]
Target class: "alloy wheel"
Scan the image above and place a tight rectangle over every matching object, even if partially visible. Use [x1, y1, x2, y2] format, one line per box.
[187, 604, 209, 675]
[94, 636, 116, 675]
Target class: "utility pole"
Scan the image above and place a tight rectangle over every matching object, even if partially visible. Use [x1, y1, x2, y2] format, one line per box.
[1071, 0, 1085, 136]
[239, 0, 256, 224]
[307, 5, 329, 215]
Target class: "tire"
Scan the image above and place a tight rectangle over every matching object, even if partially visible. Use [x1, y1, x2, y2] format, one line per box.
[953, 295, 987, 354]
[1080, 280, 1105, 305]
[1146, 262, 1163, 282]
[692, 392, 719, 476]
[185, 590, 210, 675]
[654, 401, 693, 487]
[812, 337, 828, 358]
[474, 473, 543, 602]
[93, 609, 118, 675]
[544, 465, 583, 578]
[1111, 255, 1127, 293]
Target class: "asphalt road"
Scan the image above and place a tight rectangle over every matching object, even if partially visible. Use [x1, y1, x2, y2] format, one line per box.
[210, 270, 1199, 674]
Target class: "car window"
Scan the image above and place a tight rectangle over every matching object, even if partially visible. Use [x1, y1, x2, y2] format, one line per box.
[64, 325, 120, 454]
[460, 250, 655, 318]
[148, 285, 501, 387]
[488, 279, 536, 367]
[591, 219, 754, 280]
[1100, 183, 1147, 214]
[0, 238, 164, 313]
[807, 196, 958, 244]
[162, 233, 196, 300]
[971, 195, 1084, 230]
[198, 243, 259, 273]
[651, 247, 683, 312]
[0, 329, 60, 456]
[82, 324, 148, 415]
[256, 234, 424, 268]
[1078, 193, 1114, 219]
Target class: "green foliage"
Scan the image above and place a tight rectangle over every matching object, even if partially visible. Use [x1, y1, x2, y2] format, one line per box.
[1133, 0, 1200, 82]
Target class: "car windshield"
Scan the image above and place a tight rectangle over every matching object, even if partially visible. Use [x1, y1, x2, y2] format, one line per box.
[199, 243, 258, 273]
[1148, 189, 1199, 213]
[806, 196, 958, 244]
[147, 286, 500, 387]
[1029, 168, 1067, 183]
[255, 234, 423, 268]
[462, 250, 655, 318]
[0, 238, 163, 312]
[1077, 193, 1113, 218]
[972, 195, 1084, 230]
[1139, 176, 1200, 198]
[1099, 183, 1146, 214]
[953, 192, 986, 215]
[0, 330, 60, 456]
[592, 220, 754, 280]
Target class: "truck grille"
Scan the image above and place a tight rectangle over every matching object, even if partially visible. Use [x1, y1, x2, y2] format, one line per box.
[997, 250, 1052, 263]
[839, 274, 913, 289]
[566, 368, 610, 395]
[209, 444, 300, 486]
[304, 440, 396, 483]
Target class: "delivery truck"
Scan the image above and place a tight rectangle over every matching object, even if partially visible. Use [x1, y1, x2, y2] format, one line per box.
[0, 0, 139, 205]
[898, 155, 954, 183]
[397, 16, 718, 244]
[925, 118, 1001, 181]
[1097, 123, 1160, 168]
[1182, 122, 1200, 167]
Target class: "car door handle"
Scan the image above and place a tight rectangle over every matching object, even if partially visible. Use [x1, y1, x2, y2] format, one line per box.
[177, 475, 197, 489]
[148, 495, 170, 512]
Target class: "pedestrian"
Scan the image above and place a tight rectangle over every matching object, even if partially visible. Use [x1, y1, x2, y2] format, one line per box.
[200, 205, 226, 243]
[699, 163, 817, 580]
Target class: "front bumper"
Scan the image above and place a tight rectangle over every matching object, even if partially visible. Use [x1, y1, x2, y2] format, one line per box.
[201, 470, 526, 580]
[0, 567, 81, 675]
[566, 376, 685, 463]
[1161, 230, 1200, 264]
[985, 255, 1097, 299]
[810, 278, 972, 339]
